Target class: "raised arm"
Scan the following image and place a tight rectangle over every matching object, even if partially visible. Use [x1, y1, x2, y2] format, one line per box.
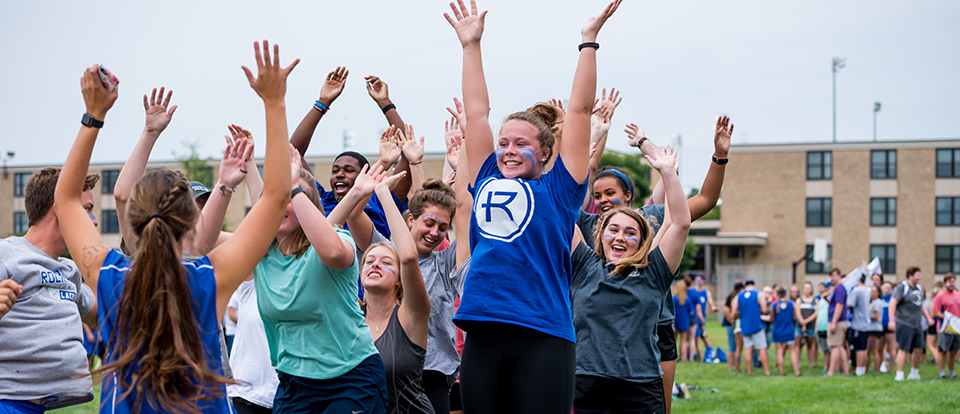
[365, 75, 413, 200]
[647, 146, 690, 273]
[56, 65, 119, 293]
[209, 40, 297, 319]
[399, 124, 426, 193]
[454, 128, 472, 268]
[327, 164, 387, 253]
[378, 177, 430, 347]
[288, 150, 355, 271]
[559, 0, 621, 184]
[225, 124, 264, 206]
[193, 137, 252, 255]
[445, 1, 493, 186]
[687, 116, 733, 220]
[289, 66, 348, 172]
[115, 87, 177, 252]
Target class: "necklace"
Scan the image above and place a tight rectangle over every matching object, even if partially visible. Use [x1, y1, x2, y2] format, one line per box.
[369, 307, 393, 333]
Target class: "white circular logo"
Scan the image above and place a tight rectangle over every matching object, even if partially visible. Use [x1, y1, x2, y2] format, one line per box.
[473, 177, 535, 243]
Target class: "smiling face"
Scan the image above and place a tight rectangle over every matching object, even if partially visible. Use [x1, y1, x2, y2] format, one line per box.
[497, 119, 547, 180]
[330, 156, 362, 199]
[601, 212, 643, 263]
[361, 244, 400, 297]
[407, 205, 452, 255]
[593, 176, 631, 213]
[802, 282, 814, 297]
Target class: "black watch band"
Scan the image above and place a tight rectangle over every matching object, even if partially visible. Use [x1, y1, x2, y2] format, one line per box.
[712, 155, 729, 165]
[81, 113, 104, 129]
[291, 185, 306, 199]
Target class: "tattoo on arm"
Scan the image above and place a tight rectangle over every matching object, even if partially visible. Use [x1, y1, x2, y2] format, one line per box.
[82, 242, 110, 275]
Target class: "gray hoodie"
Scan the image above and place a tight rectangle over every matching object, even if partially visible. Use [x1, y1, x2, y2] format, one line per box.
[0, 236, 95, 403]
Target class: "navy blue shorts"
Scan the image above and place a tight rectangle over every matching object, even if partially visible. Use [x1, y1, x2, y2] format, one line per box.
[273, 354, 388, 414]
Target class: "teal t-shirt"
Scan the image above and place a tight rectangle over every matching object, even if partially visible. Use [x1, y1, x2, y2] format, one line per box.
[254, 229, 378, 380]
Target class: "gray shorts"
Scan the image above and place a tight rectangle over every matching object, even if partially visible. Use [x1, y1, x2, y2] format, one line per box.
[743, 330, 768, 350]
[817, 331, 828, 350]
[939, 333, 960, 352]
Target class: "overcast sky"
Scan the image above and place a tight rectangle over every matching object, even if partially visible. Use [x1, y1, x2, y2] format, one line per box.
[2, 0, 958, 192]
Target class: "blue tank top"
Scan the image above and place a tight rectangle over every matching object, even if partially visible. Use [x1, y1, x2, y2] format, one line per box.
[98, 250, 233, 414]
[737, 290, 764, 336]
[773, 300, 795, 343]
[456, 154, 587, 342]
[673, 296, 694, 332]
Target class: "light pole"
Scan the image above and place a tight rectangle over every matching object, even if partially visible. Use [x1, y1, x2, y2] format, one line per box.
[832, 56, 846, 143]
[873, 102, 882, 142]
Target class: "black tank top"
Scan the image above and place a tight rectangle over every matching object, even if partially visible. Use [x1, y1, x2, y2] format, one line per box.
[798, 297, 816, 330]
[373, 306, 435, 414]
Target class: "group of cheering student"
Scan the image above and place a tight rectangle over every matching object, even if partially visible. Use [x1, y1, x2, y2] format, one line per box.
[0, 1, 748, 413]
[716, 268, 960, 381]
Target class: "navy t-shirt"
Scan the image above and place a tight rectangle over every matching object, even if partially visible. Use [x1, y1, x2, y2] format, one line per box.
[455, 154, 587, 342]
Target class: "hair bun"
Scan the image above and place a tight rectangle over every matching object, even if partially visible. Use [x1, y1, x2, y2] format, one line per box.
[527, 103, 561, 129]
[422, 178, 455, 198]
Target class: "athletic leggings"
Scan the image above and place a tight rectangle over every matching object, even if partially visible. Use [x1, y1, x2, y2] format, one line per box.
[459, 322, 575, 414]
[422, 369, 451, 414]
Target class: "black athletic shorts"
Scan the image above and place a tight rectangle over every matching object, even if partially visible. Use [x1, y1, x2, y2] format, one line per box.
[574, 375, 664, 414]
[449, 382, 462, 412]
[896, 324, 925, 352]
[848, 329, 869, 351]
[867, 330, 884, 338]
[927, 324, 938, 336]
[657, 324, 678, 362]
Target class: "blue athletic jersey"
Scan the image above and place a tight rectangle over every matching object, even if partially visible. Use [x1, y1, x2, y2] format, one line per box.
[881, 293, 891, 327]
[673, 296, 694, 332]
[455, 154, 587, 342]
[317, 181, 407, 239]
[688, 288, 706, 325]
[773, 300, 795, 343]
[98, 250, 234, 414]
[737, 290, 765, 336]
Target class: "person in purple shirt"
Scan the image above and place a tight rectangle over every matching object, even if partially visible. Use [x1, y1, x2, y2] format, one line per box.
[826, 268, 850, 377]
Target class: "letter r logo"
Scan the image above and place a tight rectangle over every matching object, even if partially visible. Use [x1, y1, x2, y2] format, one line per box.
[474, 178, 535, 243]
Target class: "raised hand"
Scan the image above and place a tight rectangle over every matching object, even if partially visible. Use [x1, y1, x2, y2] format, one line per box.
[226, 124, 254, 145]
[241, 40, 300, 102]
[81, 65, 118, 119]
[399, 124, 425, 164]
[549, 98, 567, 124]
[597, 87, 622, 118]
[645, 145, 679, 174]
[143, 87, 177, 134]
[581, 0, 622, 42]
[445, 120, 463, 171]
[378, 126, 402, 167]
[352, 164, 387, 198]
[714, 115, 734, 158]
[444, 0, 487, 47]
[364, 76, 391, 108]
[625, 123, 646, 148]
[445, 97, 467, 134]
[289, 143, 302, 187]
[377, 170, 408, 193]
[218, 133, 253, 188]
[319, 66, 349, 105]
[591, 105, 612, 139]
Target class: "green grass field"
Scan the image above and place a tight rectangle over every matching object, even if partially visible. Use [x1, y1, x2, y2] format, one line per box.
[56, 323, 956, 413]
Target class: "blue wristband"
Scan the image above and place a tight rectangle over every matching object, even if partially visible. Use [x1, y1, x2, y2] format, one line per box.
[314, 101, 329, 113]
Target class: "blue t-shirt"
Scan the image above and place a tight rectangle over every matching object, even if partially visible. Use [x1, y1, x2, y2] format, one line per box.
[737, 289, 765, 336]
[98, 250, 233, 414]
[454, 154, 587, 342]
[773, 300, 795, 343]
[316, 181, 407, 239]
[673, 296, 695, 332]
[688, 288, 707, 325]
[881, 293, 892, 327]
[829, 284, 849, 322]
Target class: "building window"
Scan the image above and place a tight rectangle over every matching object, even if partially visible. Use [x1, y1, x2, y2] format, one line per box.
[101, 169, 120, 195]
[807, 151, 832, 180]
[937, 197, 960, 226]
[728, 245, 744, 259]
[102, 209, 120, 234]
[14, 172, 30, 197]
[936, 245, 960, 274]
[870, 150, 896, 179]
[14, 212, 28, 234]
[937, 149, 960, 178]
[806, 198, 832, 227]
[806, 244, 832, 274]
[870, 197, 896, 226]
[870, 245, 896, 275]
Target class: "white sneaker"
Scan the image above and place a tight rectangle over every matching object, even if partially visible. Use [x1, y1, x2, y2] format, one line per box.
[907, 372, 921, 381]
[894, 372, 904, 381]
[880, 362, 888, 373]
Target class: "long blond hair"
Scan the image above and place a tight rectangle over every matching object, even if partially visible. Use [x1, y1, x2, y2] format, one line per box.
[592, 207, 655, 275]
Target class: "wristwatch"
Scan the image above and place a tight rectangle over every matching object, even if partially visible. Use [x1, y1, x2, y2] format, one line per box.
[81, 113, 103, 129]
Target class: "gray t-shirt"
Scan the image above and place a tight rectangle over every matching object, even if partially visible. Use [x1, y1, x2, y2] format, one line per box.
[571, 242, 675, 380]
[868, 298, 884, 332]
[892, 281, 925, 328]
[0, 236, 95, 401]
[418, 240, 465, 377]
[846, 285, 872, 332]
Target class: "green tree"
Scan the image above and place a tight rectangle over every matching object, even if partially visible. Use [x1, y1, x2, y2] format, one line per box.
[597, 150, 652, 207]
[174, 140, 214, 186]
[679, 237, 699, 274]
[686, 187, 721, 220]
